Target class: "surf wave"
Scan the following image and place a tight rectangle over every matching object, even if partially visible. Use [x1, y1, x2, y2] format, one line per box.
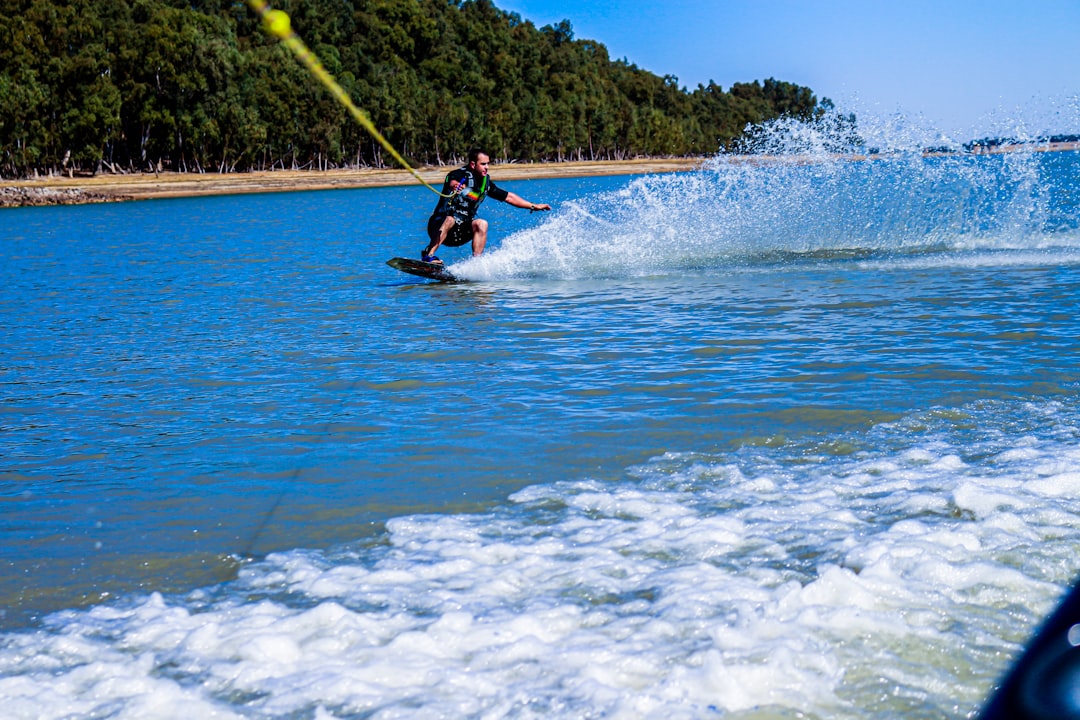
[455, 119, 1080, 282]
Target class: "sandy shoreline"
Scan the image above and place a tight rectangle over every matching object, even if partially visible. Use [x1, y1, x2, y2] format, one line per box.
[6, 142, 1078, 208]
[0, 158, 704, 208]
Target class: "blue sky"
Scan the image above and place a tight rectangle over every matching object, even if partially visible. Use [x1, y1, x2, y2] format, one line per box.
[495, 0, 1080, 139]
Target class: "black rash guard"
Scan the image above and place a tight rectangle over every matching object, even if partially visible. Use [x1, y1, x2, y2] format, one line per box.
[429, 166, 509, 222]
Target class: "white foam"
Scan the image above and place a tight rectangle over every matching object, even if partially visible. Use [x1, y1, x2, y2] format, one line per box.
[4, 399, 1080, 718]
[1027, 471, 1080, 497]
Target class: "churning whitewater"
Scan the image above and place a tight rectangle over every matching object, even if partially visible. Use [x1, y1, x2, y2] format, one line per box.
[5, 399, 1080, 718]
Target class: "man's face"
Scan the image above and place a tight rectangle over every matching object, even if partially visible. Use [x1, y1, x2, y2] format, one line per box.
[469, 153, 491, 176]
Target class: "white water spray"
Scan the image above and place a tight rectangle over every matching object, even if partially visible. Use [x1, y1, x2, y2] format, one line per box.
[457, 116, 1080, 281]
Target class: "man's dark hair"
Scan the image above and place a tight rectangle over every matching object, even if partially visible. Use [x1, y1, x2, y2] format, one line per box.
[467, 148, 486, 164]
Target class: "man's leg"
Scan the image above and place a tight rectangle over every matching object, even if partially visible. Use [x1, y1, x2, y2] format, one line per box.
[471, 218, 488, 256]
[424, 216, 457, 260]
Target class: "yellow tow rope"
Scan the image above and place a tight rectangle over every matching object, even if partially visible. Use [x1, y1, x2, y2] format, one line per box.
[246, 0, 451, 197]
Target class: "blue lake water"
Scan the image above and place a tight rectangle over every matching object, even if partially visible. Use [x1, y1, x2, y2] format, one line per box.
[2, 144, 1080, 718]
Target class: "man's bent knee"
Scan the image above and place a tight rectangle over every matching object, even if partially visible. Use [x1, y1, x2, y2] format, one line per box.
[471, 219, 488, 255]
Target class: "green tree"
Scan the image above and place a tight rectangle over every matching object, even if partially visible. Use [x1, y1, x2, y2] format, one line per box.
[0, 0, 834, 177]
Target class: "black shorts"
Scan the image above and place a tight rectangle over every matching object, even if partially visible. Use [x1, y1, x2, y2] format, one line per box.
[427, 214, 473, 247]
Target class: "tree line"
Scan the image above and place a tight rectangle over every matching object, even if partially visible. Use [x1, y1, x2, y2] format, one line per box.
[0, 0, 835, 177]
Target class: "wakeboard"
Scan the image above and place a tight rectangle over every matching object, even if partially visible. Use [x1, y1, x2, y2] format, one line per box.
[386, 257, 462, 283]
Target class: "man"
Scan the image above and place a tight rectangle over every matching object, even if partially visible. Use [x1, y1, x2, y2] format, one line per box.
[422, 149, 551, 264]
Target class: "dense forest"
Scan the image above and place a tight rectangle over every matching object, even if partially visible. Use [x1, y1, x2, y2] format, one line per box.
[0, 0, 836, 177]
